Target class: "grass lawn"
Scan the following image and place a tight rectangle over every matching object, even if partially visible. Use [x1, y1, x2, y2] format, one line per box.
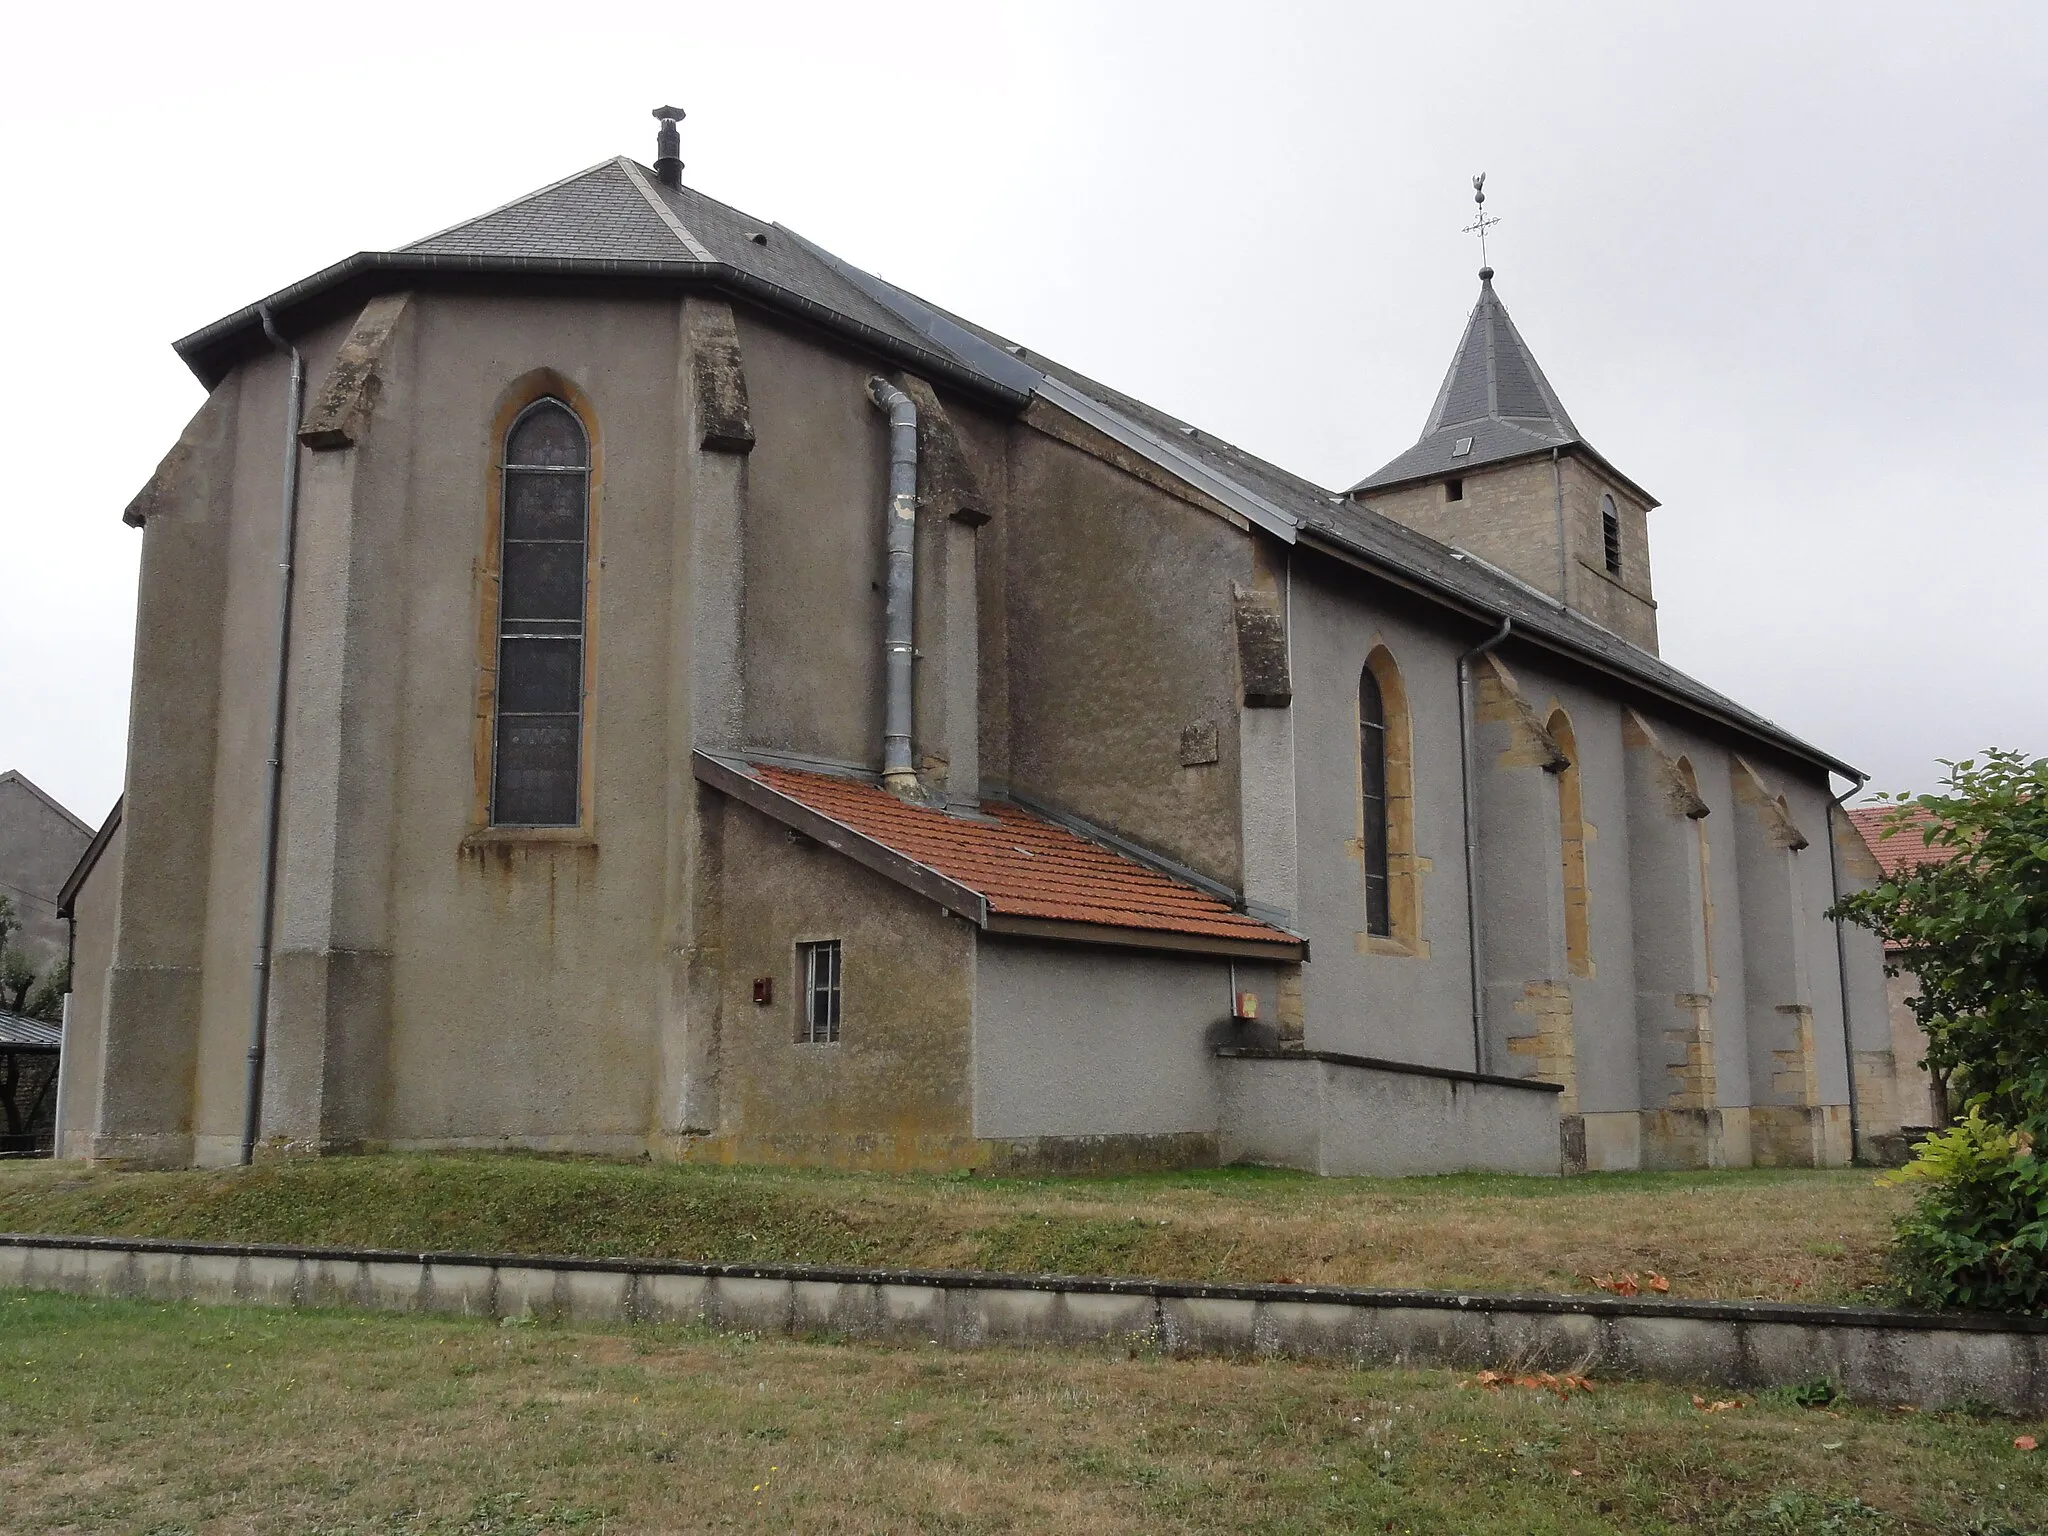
[1, 1290, 2041, 1535]
[0, 1154, 1909, 1304]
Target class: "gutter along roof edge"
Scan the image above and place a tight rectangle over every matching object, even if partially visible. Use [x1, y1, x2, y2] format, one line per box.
[171, 253, 1033, 407]
[1293, 525, 1862, 781]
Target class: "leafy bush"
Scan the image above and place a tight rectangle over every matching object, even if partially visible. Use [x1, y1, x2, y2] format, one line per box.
[1883, 1111, 2048, 1314]
[1835, 751, 2048, 1313]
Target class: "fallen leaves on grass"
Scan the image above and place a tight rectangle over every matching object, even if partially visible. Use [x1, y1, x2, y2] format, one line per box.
[2016, 1435, 2038, 1452]
[1583, 1271, 1670, 1296]
[1460, 1370, 1595, 1399]
[1693, 1395, 1745, 1413]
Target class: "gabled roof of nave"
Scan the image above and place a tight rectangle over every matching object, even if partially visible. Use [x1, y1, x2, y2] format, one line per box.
[168, 156, 1853, 780]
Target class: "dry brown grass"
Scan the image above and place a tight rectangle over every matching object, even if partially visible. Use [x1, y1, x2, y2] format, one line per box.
[0, 1155, 1910, 1302]
[2, 1290, 2042, 1534]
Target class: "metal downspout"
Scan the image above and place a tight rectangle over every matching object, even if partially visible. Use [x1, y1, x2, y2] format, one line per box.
[1827, 770, 1870, 1163]
[240, 308, 306, 1167]
[867, 379, 920, 796]
[1458, 615, 1513, 1074]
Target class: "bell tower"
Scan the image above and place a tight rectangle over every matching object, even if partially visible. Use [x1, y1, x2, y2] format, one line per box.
[1348, 192, 1662, 652]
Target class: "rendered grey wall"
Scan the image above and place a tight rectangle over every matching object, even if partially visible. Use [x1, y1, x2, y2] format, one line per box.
[376, 295, 682, 1153]
[0, 776, 92, 973]
[711, 798, 976, 1168]
[1003, 416, 1247, 887]
[1286, 556, 1474, 1069]
[971, 936, 1232, 1141]
[55, 818, 122, 1158]
[1218, 1056, 1560, 1176]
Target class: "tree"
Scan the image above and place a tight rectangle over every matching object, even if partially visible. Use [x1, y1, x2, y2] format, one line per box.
[0, 894, 67, 1022]
[1835, 750, 2048, 1132]
[1834, 750, 2048, 1312]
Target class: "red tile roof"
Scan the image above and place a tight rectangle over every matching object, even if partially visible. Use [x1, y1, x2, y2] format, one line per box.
[1846, 805, 1956, 879]
[740, 762, 1298, 952]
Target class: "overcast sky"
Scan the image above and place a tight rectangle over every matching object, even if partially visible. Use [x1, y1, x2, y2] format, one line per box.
[5, 0, 2042, 824]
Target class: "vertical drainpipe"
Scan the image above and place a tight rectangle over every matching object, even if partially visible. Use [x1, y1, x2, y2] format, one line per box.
[867, 379, 920, 796]
[240, 308, 306, 1167]
[1458, 614, 1513, 1074]
[1827, 771, 1870, 1162]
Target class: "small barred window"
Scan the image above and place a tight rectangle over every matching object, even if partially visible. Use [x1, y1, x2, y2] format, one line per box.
[799, 941, 842, 1044]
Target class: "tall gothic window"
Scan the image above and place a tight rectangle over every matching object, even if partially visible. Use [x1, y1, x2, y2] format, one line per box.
[1547, 708, 1592, 977]
[1359, 665, 1391, 937]
[1601, 494, 1622, 576]
[491, 399, 590, 826]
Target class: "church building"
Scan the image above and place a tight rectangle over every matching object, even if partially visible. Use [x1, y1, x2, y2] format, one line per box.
[57, 113, 1906, 1175]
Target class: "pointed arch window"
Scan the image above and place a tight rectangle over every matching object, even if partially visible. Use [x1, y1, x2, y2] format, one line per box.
[1358, 646, 1424, 951]
[491, 399, 591, 826]
[1547, 709, 1592, 977]
[1359, 666, 1391, 936]
[1601, 494, 1622, 577]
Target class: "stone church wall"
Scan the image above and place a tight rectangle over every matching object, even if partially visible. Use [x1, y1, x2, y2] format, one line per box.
[1286, 558, 1475, 1070]
[1001, 417, 1248, 891]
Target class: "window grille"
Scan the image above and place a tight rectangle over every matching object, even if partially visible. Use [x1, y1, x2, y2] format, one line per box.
[799, 940, 842, 1044]
[491, 399, 590, 826]
[1601, 494, 1622, 576]
[1359, 667, 1391, 937]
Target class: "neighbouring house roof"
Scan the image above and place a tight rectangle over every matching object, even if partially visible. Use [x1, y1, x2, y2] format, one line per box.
[1346, 271, 1654, 504]
[56, 797, 122, 921]
[1846, 805, 1956, 879]
[0, 770, 94, 840]
[168, 156, 1856, 781]
[0, 1010, 60, 1049]
[694, 753, 1304, 960]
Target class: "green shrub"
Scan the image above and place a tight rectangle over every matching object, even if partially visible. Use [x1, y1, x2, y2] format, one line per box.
[1884, 1111, 2048, 1314]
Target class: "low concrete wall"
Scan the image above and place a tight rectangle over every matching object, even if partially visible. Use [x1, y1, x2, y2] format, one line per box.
[7, 1233, 2046, 1412]
[1217, 1047, 1562, 1175]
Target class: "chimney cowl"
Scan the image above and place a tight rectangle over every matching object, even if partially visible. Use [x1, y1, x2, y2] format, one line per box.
[652, 104, 685, 188]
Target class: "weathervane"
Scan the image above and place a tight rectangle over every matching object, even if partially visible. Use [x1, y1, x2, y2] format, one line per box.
[1462, 172, 1499, 275]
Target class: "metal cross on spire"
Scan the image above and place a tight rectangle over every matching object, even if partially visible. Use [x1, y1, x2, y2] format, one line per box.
[1462, 172, 1499, 276]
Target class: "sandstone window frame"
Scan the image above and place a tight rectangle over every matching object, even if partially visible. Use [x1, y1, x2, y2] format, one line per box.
[471, 372, 603, 840]
[1356, 645, 1425, 955]
[1546, 707, 1594, 977]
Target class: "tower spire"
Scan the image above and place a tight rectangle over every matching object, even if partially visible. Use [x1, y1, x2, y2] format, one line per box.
[1462, 172, 1499, 279]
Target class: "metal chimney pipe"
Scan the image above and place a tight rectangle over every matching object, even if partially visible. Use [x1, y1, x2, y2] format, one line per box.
[867, 378, 920, 797]
[652, 105, 685, 188]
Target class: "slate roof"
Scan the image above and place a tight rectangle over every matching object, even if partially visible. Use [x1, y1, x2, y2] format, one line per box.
[0, 1010, 60, 1050]
[1347, 272, 1653, 504]
[695, 755, 1302, 957]
[172, 155, 1855, 780]
[1846, 806, 1956, 879]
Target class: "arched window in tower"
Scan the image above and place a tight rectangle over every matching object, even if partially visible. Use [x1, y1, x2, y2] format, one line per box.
[491, 398, 592, 826]
[1601, 494, 1622, 577]
[1547, 708, 1592, 977]
[1359, 665, 1391, 936]
[1358, 646, 1423, 950]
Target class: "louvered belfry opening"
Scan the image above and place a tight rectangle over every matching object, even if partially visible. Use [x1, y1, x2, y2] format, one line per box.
[491, 399, 590, 826]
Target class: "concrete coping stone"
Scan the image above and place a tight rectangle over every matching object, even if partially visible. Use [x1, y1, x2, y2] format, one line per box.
[1215, 1044, 1567, 1096]
[3, 1230, 2039, 1337]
